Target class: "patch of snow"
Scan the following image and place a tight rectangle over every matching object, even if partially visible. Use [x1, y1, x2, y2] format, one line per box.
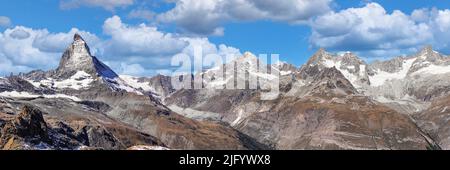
[54, 71, 94, 90]
[338, 66, 360, 88]
[334, 131, 373, 138]
[231, 109, 244, 126]
[33, 142, 52, 150]
[128, 145, 170, 150]
[76, 145, 90, 150]
[168, 105, 222, 121]
[205, 65, 221, 73]
[43, 94, 81, 101]
[28, 71, 94, 90]
[442, 106, 448, 113]
[0, 91, 81, 101]
[337, 51, 352, 57]
[359, 65, 366, 77]
[322, 60, 360, 88]
[418, 53, 427, 60]
[249, 70, 278, 80]
[318, 138, 371, 150]
[0, 91, 39, 98]
[103, 77, 144, 95]
[369, 58, 416, 87]
[119, 75, 155, 92]
[27, 79, 53, 88]
[323, 58, 336, 68]
[280, 71, 292, 76]
[413, 64, 450, 75]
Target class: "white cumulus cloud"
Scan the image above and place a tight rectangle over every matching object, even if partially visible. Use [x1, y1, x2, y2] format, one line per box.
[157, 0, 332, 35]
[309, 2, 450, 58]
[102, 15, 188, 58]
[100, 15, 242, 76]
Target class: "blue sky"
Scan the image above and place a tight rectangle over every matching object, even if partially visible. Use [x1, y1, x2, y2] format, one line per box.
[1, 0, 450, 76]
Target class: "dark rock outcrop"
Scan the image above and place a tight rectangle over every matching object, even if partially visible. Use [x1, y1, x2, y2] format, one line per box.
[0, 105, 50, 149]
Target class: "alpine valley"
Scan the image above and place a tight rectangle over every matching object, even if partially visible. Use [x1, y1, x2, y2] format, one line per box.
[1, 34, 450, 150]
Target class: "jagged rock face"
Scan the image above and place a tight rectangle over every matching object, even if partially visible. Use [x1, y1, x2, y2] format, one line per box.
[370, 57, 406, 73]
[12, 106, 49, 140]
[305, 66, 357, 96]
[162, 46, 450, 150]
[119, 74, 175, 99]
[55, 34, 118, 79]
[410, 46, 447, 71]
[0, 105, 50, 148]
[360, 47, 450, 114]
[276, 62, 297, 74]
[232, 96, 432, 149]
[299, 49, 370, 89]
[305, 48, 333, 66]
[148, 75, 175, 98]
[23, 70, 54, 81]
[0, 76, 40, 93]
[89, 90, 266, 150]
[415, 95, 450, 149]
[0, 104, 166, 150]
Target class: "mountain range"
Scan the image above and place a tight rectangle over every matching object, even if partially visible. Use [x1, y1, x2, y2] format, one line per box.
[1, 34, 450, 150]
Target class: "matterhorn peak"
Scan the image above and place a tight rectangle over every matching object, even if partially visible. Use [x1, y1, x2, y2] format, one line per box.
[73, 33, 84, 42]
[54, 34, 118, 79]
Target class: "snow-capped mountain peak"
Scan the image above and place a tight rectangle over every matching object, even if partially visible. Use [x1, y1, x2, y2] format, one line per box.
[236, 52, 258, 67]
[416, 45, 441, 61]
[305, 48, 333, 67]
[55, 34, 118, 80]
[20, 34, 143, 95]
[407, 46, 449, 75]
[300, 48, 369, 89]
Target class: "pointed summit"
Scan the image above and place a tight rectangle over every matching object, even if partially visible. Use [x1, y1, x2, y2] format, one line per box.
[73, 33, 84, 41]
[54, 34, 118, 79]
[238, 52, 258, 61]
[340, 51, 364, 65]
[232, 51, 259, 69]
[420, 45, 433, 52]
[415, 45, 443, 62]
[317, 47, 327, 54]
[417, 45, 433, 57]
[306, 48, 332, 66]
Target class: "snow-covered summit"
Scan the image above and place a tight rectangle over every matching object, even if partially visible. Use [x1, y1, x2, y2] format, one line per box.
[55, 34, 118, 80]
[19, 34, 142, 95]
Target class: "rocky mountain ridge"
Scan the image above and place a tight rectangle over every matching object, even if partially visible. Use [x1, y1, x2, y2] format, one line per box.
[2, 33, 450, 150]
[159, 46, 450, 149]
[0, 34, 267, 150]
